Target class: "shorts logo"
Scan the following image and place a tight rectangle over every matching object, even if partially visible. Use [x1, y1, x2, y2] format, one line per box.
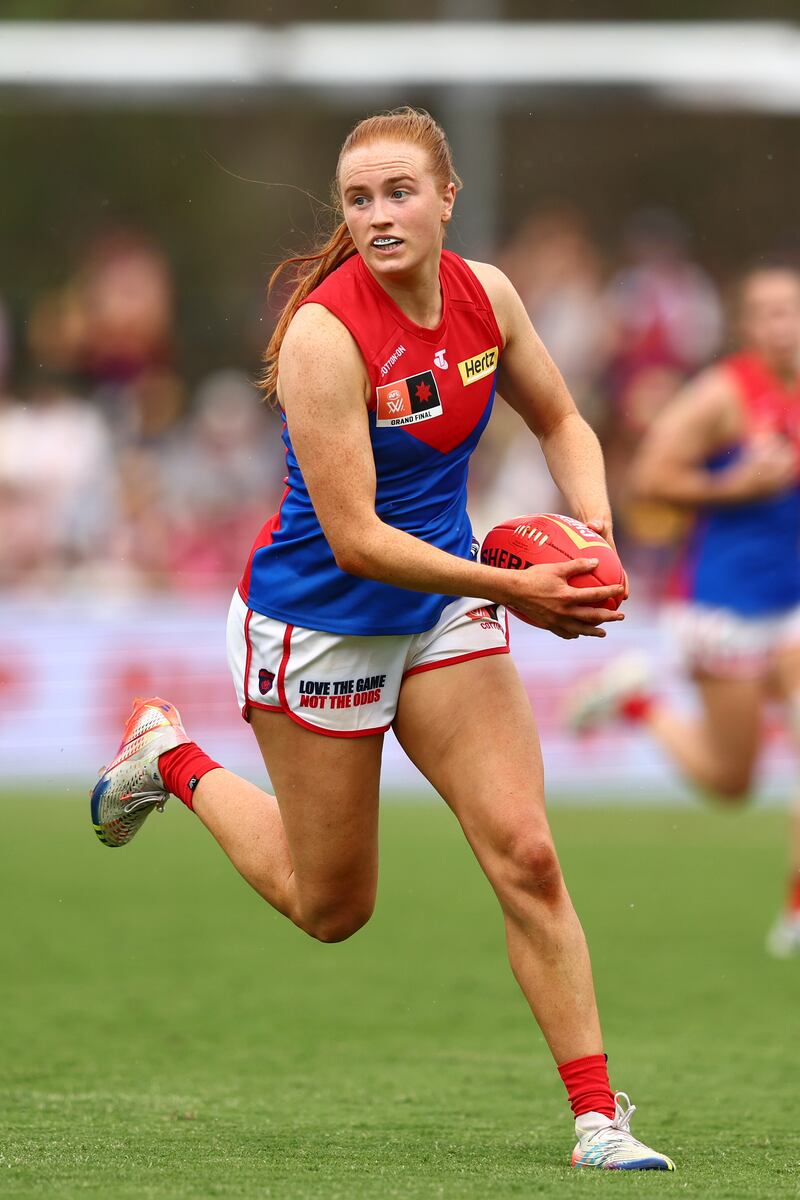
[458, 346, 498, 386]
[376, 370, 443, 427]
[258, 668, 275, 695]
[466, 603, 503, 630]
[466, 604, 500, 622]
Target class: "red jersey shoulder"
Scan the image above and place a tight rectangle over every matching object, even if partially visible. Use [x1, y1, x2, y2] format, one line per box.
[440, 250, 496, 313]
[302, 253, 359, 307]
[300, 255, 403, 382]
[300, 254, 382, 337]
[724, 351, 800, 442]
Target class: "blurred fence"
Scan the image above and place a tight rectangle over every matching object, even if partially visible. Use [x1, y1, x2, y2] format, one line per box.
[2, 596, 793, 800]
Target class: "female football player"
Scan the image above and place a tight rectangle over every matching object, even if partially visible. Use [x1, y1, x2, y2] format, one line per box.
[92, 107, 673, 1171]
[570, 264, 800, 956]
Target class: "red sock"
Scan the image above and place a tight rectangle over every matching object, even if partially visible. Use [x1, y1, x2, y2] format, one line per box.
[621, 692, 654, 723]
[158, 743, 222, 811]
[558, 1053, 615, 1120]
[787, 871, 800, 914]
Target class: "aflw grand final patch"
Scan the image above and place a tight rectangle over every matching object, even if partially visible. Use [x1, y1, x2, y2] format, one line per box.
[376, 371, 443, 428]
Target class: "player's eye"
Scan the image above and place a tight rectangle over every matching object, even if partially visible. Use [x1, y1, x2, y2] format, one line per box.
[352, 195, 369, 207]
[391, 189, 408, 200]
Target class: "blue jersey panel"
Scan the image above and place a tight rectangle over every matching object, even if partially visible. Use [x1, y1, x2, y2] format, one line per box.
[684, 446, 800, 616]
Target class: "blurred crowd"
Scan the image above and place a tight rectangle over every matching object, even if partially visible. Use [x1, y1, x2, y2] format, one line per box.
[0, 231, 285, 598]
[0, 211, 729, 600]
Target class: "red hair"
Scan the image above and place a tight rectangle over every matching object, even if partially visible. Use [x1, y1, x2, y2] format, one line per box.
[261, 107, 461, 400]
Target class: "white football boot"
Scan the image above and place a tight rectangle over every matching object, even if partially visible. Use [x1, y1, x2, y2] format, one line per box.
[565, 653, 652, 734]
[766, 911, 800, 958]
[572, 1092, 675, 1171]
[91, 697, 189, 847]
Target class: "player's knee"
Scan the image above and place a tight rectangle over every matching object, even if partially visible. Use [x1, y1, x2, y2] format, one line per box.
[497, 831, 564, 908]
[310, 909, 373, 943]
[300, 897, 375, 944]
[711, 771, 752, 804]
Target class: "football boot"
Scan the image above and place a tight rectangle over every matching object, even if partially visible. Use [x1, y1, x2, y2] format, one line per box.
[565, 653, 651, 734]
[766, 911, 800, 958]
[91, 697, 188, 847]
[572, 1092, 675, 1171]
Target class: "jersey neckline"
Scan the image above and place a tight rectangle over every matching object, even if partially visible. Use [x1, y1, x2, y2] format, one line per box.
[356, 252, 449, 344]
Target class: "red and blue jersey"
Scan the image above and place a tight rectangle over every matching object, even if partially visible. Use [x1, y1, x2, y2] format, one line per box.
[671, 352, 800, 616]
[239, 249, 503, 635]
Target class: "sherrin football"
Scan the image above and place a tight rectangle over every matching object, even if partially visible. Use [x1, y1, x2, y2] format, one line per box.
[480, 513, 625, 624]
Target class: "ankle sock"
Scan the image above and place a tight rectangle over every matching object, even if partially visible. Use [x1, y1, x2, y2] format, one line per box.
[558, 1052, 615, 1120]
[158, 743, 222, 811]
[787, 871, 800, 915]
[621, 692, 654, 723]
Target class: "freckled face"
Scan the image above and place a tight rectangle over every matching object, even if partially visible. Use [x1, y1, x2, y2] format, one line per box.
[338, 140, 455, 280]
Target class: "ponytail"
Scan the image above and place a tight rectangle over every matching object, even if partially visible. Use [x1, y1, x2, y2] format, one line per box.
[261, 106, 459, 402]
[261, 220, 356, 401]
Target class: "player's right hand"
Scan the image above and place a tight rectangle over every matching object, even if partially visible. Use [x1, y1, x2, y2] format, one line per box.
[504, 559, 626, 640]
[730, 432, 797, 500]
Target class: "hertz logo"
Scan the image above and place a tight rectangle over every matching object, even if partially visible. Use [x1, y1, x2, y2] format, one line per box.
[457, 346, 498, 386]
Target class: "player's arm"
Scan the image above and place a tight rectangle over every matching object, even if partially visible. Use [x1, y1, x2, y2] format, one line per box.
[469, 261, 615, 545]
[279, 305, 622, 639]
[629, 367, 796, 506]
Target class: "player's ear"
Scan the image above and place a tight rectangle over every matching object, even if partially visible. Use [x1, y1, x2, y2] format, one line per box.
[441, 181, 456, 224]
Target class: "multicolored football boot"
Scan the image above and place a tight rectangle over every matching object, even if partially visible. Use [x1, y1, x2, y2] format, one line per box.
[565, 653, 652, 734]
[766, 911, 800, 958]
[572, 1092, 675, 1171]
[91, 697, 189, 848]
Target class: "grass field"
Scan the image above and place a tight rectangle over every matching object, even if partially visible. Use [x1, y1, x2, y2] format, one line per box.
[2, 792, 799, 1199]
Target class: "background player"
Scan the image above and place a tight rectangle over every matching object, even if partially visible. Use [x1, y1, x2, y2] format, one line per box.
[91, 108, 674, 1170]
[569, 264, 800, 956]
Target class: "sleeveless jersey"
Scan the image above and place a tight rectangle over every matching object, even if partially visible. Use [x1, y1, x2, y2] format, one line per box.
[239, 249, 504, 635]
[672, 351, 800, 616]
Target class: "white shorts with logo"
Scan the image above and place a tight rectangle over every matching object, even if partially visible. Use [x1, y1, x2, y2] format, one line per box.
[665, 601, 800, 679]
[227, 590, 510, 737]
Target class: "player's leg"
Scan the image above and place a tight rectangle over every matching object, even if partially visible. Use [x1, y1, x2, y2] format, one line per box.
[395, 654, 599, 1062]
[643, 671, 763, 801]
[393, 652, 673, 1169]
[568, 604, 770, 801]
[91, 592, 392, 941]
[192, 712, 383, 942]
[765, 643, 800, 955]
[92, 696, 383, 942]
[170, 592, 394, 938]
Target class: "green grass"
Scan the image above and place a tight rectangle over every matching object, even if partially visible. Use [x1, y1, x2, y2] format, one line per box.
[2, 793, 799, 1198]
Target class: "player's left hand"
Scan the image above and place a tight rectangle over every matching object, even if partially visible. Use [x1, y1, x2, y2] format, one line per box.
[584, 514, 615, 548]
[584, 515, 629, 600]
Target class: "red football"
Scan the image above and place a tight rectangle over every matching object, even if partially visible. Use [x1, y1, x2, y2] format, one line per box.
[480, 513, 625, 625]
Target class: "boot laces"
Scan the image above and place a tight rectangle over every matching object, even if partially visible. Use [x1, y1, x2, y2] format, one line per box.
[122, 790, 167, 815]
[610, 1092, 637, 1135]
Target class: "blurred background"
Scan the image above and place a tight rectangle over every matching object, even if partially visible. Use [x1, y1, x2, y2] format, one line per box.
[2, 2, 799, 793]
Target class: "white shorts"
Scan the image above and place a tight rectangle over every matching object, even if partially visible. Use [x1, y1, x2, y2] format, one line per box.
[227, 590, 510, 737]
[665, 601, 800, 679]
